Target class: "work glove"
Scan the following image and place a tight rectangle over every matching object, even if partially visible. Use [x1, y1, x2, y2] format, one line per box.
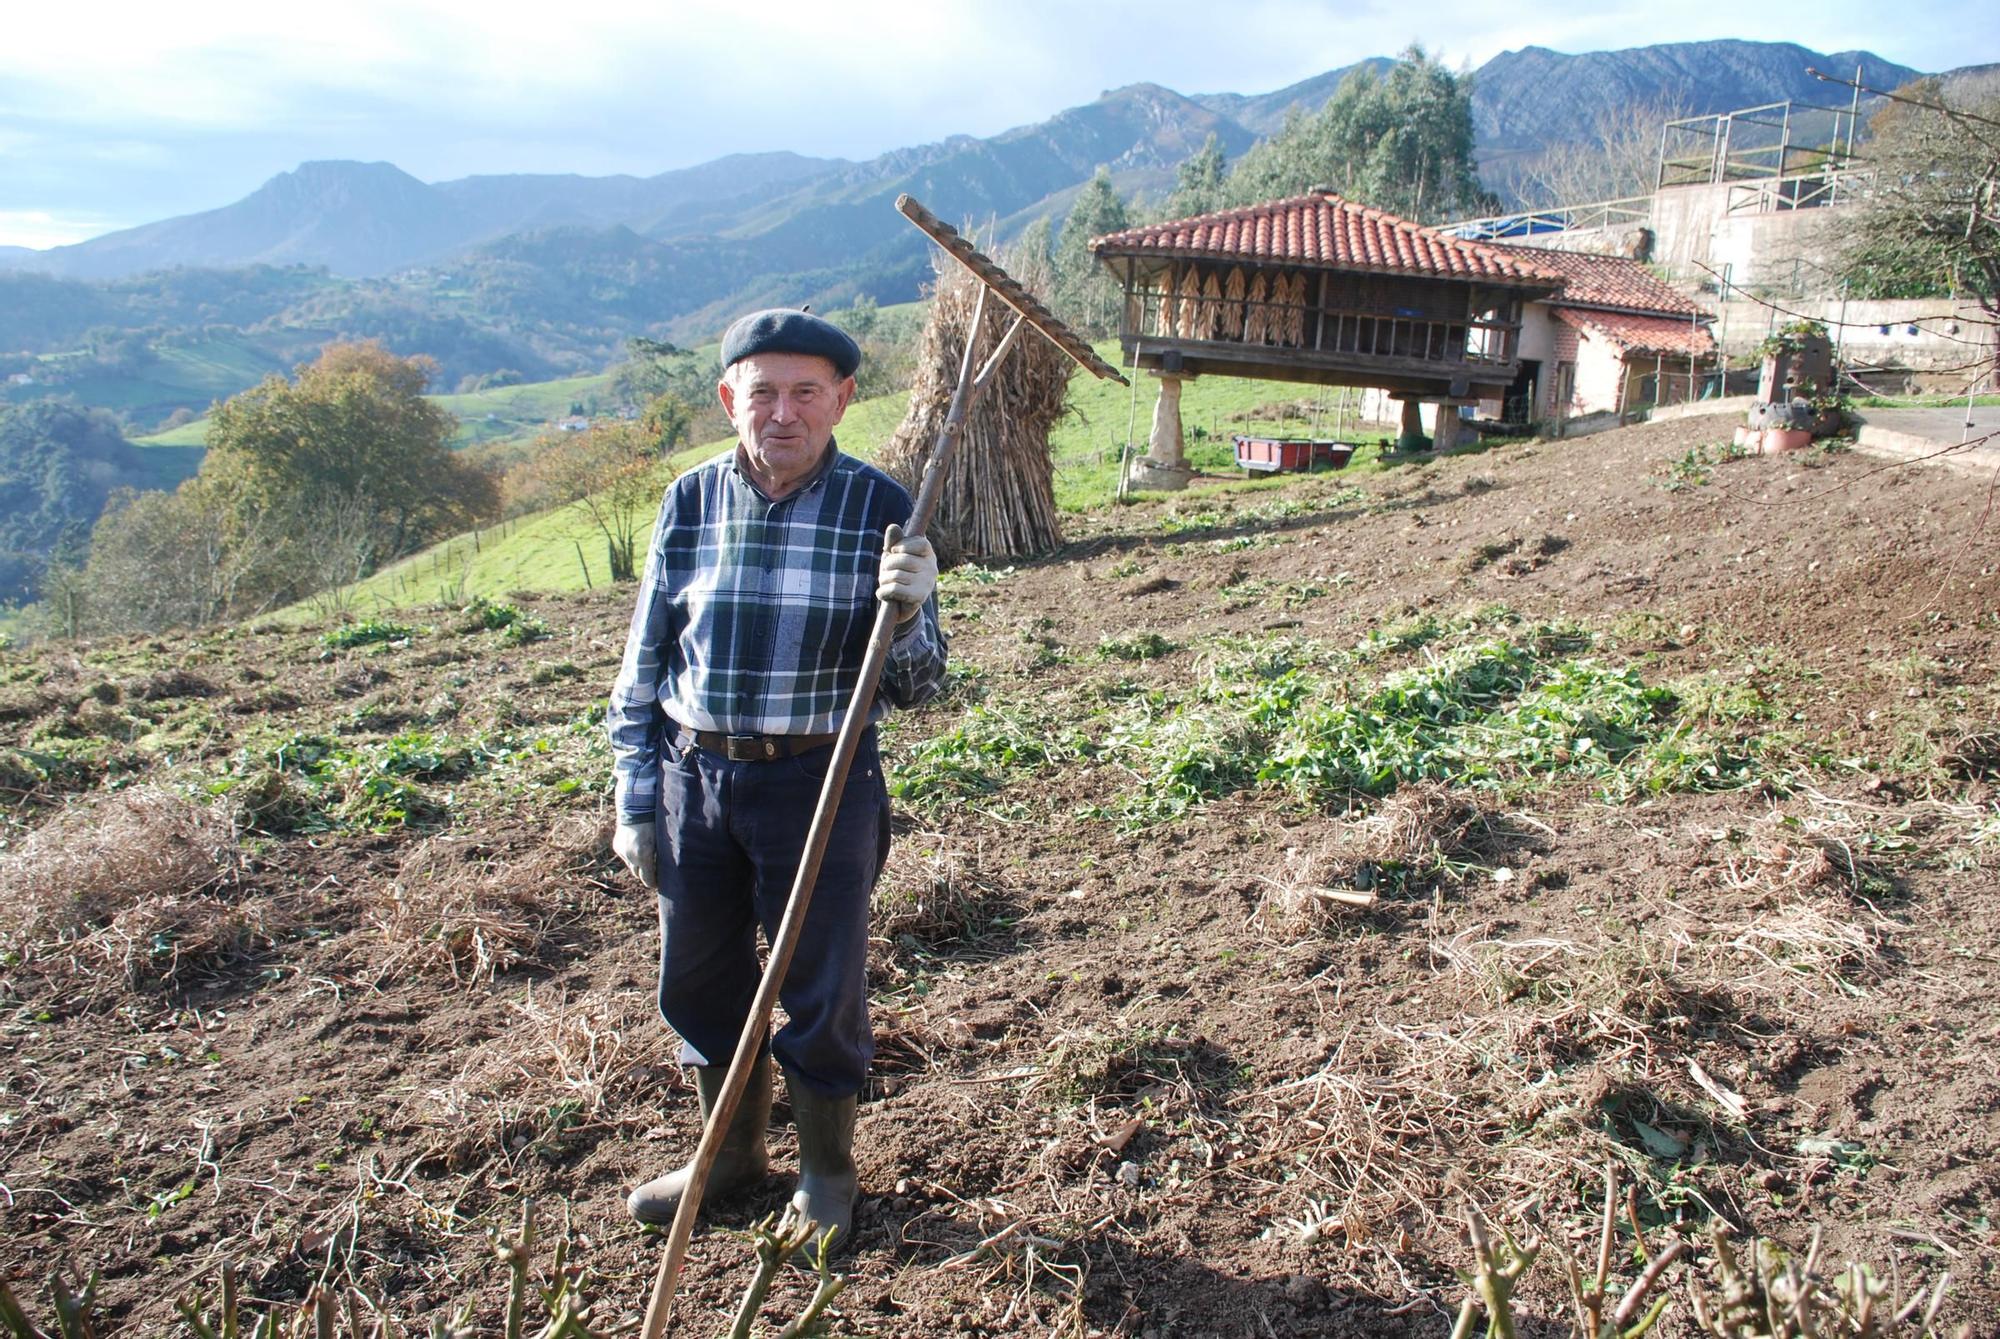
[613, 820, 658, 889]
[877, 525, 937, 622]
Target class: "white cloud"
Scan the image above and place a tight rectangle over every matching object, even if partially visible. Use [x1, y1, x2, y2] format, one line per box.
[0, 209, 130, 250]
[0, 0, 1992, 229]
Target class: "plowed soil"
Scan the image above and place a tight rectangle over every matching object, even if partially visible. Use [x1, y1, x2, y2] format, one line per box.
[3, 412, 1997, 1337]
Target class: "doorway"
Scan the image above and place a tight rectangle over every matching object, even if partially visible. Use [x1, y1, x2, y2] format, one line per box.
[1503, 358, 1541, 425]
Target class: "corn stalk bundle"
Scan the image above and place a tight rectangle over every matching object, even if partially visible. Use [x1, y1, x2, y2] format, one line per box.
[1200, 271, 1224, 339]
[1222, 268, 1246, 340]
[1280, 272, 1308, 346]
[1179, 266, 1206, 340]
[1245, 272, 1272, 345]
[878, 242, 1075, 566]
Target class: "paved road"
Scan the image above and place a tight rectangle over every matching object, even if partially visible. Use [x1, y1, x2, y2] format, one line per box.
[1854, 405, 2000, 474]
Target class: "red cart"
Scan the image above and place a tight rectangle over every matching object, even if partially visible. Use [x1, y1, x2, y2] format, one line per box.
[1232, 435, 1356, 474]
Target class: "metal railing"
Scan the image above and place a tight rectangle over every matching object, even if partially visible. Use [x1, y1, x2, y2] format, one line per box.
[1445, 194, 1653, 242]
[1723, 167, 1875, 215]
[1657, 99, 1865, 189]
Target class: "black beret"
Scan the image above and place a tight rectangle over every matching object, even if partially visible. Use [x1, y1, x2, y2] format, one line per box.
[719, 309, 862, 380]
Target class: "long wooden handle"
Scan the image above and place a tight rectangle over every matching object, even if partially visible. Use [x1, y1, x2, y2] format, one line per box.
[639, 293, 1017, 1337]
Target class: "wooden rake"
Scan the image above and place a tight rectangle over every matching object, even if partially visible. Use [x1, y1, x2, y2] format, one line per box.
[639, 194, 1126, 1336]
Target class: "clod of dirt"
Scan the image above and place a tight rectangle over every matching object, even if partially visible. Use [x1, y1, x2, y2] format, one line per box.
[1941, 730, 2000, 781]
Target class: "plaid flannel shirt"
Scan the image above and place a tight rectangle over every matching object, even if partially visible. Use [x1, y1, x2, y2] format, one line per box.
[607, 443, 947, 824]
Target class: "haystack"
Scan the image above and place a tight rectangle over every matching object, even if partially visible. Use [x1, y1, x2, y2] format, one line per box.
[878, 237, 1074, 567]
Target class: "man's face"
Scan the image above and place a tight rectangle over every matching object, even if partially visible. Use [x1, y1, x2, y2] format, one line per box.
[717, 352, 856, 498]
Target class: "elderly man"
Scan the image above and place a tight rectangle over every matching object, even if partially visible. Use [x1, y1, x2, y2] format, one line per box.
[607, 309, 945, 1247]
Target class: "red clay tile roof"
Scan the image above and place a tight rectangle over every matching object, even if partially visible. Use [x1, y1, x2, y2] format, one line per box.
[1554, 308, 1717, 358]
[1493, 245, 1701, 317]
[1092, 191, 1567, 288]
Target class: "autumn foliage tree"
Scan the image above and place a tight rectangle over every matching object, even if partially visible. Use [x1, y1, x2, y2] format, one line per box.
[74, 341, 499, 633]
[202, 341, 494, 559]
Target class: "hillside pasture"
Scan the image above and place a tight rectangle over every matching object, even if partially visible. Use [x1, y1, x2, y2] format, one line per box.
[0, 412, 1994, 1336]
[11, 336, 286, 433]
[314, 343, 1396, 618]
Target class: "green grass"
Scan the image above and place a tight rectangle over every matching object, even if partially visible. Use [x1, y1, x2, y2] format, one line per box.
[1855, 393, 2000, 409]
[1046, 340, 1395, 508]
[130, 420, 210, 448]
[295, 338, 1400, 616]
[134, 370, 621, 452]
[430, 373, 615, 447]
[17, 337, 286, 433]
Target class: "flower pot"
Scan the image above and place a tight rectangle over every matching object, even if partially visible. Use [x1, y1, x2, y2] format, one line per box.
[1762, 427, 1812, 453]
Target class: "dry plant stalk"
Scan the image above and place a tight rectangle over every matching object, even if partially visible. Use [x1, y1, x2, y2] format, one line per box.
[411, 988, 654, 1168]
[89, 894, 267, 988]
[1257, 783, 1485, 929]
[0, 1268, 100, 1339]
[173, 1202, 611, 1339]
[879, 233, 1074, 565]
[724, 1207, 849, 1339]
[871, 839, 1012, 949]
[1554, 1164, 1686, 1339]
[0, 786, 240, 945]
[1451, 1207, 1541, 1339]
[1687, 1225, 1964, 1339]
[367, 838, 554, 985]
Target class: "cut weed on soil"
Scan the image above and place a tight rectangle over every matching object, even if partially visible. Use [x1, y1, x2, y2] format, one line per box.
[1, 411, 1996, 1336]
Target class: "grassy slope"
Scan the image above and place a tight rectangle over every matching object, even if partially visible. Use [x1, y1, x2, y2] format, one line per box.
[19, 338, 286, 431]
[311, 341, 1397, 618]
[133, 371, 622, 452]
[430, 373, 615, 447]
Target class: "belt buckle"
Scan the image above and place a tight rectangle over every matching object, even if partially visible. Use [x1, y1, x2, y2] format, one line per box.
[724, 734, 776, 762]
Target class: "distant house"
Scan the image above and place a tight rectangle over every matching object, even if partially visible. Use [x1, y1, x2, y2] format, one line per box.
[558, 416, 590, 433]
[1494, 246, 1718, 427]
[1090, 191, 1716, 470]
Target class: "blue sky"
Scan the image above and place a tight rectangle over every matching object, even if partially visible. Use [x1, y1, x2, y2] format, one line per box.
[1, 0, 1992, 249]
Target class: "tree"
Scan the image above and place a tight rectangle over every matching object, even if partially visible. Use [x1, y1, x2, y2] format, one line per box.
[506, 422, 667, 582]
[1053, 168, 1132, 336]
[1167, 134, 1231, 219]
[639, 392, 695, 459]
[1834, 78, 2000, 378]
[72, 478, 281, 634]
[1226, 46, 1495, 222]
[1516, 96, 1691, 208]
[0, 399, 154, 602]
[201, 340, 497, 570]
[609, 335, 731, 439]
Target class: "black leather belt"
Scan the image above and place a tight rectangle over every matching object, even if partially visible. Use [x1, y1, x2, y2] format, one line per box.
[679, 727, 841, 762]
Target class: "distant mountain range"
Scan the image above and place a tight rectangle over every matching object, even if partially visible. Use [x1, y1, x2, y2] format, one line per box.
[5, 39, 1944, 286]
[0, 37, 1972, 427]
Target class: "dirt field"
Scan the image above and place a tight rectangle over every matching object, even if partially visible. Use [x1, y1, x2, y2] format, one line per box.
[2, 412, 1996, 1337]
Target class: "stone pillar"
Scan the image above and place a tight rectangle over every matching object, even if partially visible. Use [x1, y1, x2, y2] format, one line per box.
[1148, 373, 1186, 466]
[1397, 398, 1430, 453]
[1127, 372, 1195, 491]
[1432, 405, 1463, 452]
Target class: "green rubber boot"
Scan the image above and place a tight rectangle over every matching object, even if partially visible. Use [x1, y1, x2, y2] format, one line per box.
[626, 1054, 771, 1226]
[783, 1067, 859, 1251]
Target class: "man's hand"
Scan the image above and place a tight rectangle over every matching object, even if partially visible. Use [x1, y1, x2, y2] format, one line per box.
[613, 821, 659, 889]
[877, 524, 937, 622]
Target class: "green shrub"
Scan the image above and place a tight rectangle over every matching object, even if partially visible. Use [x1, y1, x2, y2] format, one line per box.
[321, 619, 413, 650]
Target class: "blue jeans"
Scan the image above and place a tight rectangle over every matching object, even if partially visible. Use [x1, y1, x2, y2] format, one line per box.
[653, 727, 890, 1098]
